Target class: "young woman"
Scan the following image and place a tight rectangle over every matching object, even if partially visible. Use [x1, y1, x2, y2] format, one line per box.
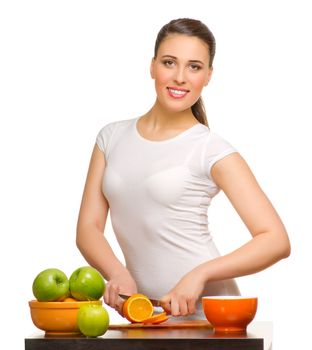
[76, 18, 290, 319]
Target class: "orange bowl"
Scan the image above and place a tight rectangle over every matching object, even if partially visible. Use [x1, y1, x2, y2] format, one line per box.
[202, 296, 257, 334]
[29, 299, 102, 335]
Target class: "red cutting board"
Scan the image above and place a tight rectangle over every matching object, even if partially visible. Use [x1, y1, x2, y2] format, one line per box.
[109, 319, 212, 329]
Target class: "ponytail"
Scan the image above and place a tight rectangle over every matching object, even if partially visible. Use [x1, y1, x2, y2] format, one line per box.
[191, 97, 208, 127]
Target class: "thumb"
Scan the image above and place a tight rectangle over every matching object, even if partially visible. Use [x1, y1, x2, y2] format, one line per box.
[160, 294, 171, 314]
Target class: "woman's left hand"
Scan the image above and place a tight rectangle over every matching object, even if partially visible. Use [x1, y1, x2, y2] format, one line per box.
[160, 268, 205, 317]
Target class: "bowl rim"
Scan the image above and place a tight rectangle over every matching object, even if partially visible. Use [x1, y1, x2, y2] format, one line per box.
[29, 299, 102, 309]
[202, 296, 257, 300]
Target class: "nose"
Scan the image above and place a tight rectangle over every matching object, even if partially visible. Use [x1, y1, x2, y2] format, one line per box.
[173, 66, 186, 85]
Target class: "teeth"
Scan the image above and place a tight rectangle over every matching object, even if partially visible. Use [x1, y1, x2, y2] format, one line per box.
[169, 89, 187, 95]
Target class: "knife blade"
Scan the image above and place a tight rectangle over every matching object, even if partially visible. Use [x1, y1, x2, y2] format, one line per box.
[119, 294, 162, 307]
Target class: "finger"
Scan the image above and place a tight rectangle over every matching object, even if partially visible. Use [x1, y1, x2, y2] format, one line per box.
[179, 299, 189, 316]
[104, 283, 118, 307]
[115, 296, 125, 316]
[170, 298, 180, 317]
[103, 284, 110, 305]
[160, 295, 171, 314]
[187, 299, 197, 314]
[108, 284, 120, 308]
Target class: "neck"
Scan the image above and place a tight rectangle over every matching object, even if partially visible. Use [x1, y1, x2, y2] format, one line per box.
[143, 101, 198, 130]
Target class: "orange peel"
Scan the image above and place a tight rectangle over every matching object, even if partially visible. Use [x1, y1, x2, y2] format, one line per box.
[142, 312, 169, 324]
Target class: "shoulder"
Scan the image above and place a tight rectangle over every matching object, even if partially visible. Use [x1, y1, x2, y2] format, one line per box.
[96, 117, 136, 153]
[198, 127, 238, 179]
[199, 126, 234, 149]
[97, 118, 135, 140]
[192, 124, 234, 149]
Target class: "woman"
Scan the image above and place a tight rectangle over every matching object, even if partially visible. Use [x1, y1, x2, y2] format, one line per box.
[76, 18, 290, 319]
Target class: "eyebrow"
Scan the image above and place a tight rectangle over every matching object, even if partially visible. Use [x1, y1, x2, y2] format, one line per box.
[161, 55, 204, 65]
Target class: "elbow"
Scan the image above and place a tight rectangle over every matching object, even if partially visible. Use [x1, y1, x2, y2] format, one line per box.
[75, 227, 84, 252]
[276, 232, 291, 261]
[76, 235, 81, 251]
[281, 239, 291, 259]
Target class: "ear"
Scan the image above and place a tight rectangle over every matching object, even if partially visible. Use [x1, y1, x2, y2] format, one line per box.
[204, 67, 213, 86]
[150, 58, 155, 79]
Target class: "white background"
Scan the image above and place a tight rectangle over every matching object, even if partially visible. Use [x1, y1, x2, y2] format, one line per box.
[0, 1, 311, 349]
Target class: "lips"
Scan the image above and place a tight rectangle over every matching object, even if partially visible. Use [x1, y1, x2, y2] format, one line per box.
[167, 87, 190, 99]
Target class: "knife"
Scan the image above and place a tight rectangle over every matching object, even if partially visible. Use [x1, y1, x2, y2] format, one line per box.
[119, 294, 162, 307]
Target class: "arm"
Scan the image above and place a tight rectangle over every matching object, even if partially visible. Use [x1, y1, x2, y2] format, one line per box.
[207, 152, 291, 275]
[161, 152, 290, 316]
[76, 144, 137, 312]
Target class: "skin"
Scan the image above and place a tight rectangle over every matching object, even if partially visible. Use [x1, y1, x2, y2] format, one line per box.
[137, 34, 212, 139]
[76, 33, 290, 317]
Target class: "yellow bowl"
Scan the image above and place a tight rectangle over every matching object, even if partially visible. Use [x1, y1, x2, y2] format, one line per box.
[202, 296, 257, 334]
[29, 299, 102, 335]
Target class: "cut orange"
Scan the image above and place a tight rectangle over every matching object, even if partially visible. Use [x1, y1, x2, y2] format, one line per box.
[122, 294, 154, 323]
[142, 312, 169, 324]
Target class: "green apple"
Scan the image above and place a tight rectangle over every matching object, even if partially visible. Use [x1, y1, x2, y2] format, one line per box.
[32, 268, 69, 301]
[78, 304, 110, 337]
[69, 266, 105, 301]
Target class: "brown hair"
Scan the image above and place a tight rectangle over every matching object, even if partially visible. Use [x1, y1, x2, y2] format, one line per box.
[154, 18, 216, 127]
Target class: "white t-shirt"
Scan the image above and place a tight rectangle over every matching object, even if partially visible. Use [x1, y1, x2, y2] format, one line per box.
[96, 117, 240, 318]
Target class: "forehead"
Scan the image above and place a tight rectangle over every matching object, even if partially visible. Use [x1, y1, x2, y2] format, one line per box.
[157, 34, 209, 62]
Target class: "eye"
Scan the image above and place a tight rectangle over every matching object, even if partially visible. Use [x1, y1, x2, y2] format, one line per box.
[162, 59, 175, 67]
[189, 64, 202, 71]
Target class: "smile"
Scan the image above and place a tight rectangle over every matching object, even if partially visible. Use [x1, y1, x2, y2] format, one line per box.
[167, 87, 189, 99]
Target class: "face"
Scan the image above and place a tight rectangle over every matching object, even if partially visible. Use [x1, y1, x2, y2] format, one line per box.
[151, 34, 213, 114]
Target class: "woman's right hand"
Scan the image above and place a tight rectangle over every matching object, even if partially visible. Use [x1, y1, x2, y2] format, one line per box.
[104, 269, 137, 315]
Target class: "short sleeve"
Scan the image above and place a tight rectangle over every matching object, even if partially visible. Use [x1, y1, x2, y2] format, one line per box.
[202, 132, 237, 180]
[96, 122, 115, 155]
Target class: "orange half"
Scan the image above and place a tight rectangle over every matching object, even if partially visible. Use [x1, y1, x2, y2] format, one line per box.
[122, 294, 154, 323]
